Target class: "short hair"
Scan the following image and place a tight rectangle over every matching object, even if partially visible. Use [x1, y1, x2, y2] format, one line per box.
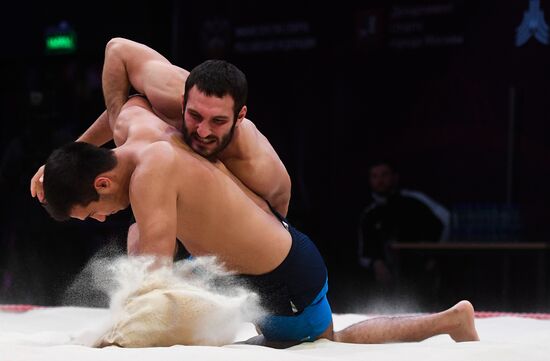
[43, 142, 117, 221]
[183, 59, 248, 120]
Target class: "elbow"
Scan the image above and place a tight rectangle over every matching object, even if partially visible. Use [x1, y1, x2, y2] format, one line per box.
[105, 37, 130, 56]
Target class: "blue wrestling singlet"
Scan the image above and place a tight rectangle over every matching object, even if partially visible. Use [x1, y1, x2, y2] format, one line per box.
[240, 209, 333, 342]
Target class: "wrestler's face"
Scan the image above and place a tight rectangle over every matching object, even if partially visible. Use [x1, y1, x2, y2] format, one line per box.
[182, 86, 246, 161]
[69, 177, 129, 222]
[70, 198, 122, 222]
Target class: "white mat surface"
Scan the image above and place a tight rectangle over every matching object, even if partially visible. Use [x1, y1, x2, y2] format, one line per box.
[1, 307, 549, 361]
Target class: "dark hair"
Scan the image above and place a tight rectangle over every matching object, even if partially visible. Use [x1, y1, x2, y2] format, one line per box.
[183, 59, 248, 121]
[43, 142, 117, 221]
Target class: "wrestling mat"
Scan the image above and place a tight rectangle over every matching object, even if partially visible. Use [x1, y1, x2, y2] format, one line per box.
[1, 305, 549, 361]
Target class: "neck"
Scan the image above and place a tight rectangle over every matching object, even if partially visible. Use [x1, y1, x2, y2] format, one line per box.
[218, 120, 244, 160]
[111, 146, 137, 192]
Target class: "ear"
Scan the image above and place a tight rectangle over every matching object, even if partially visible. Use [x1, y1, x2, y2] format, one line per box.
[236, 105, 247, 127]
[94, 176, 112, 194]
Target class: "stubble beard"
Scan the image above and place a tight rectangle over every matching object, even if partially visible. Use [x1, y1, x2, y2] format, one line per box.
[181, 119, 237, 162]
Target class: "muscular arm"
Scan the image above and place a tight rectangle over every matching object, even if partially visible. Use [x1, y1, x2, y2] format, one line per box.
[102, 37, 187, 127]
[128, 147, 178, 261]
[220, 119, 291, 216]
[66, 38, 186, 146]
[64, 38, 186, 146]
[75, 110, 112, 145]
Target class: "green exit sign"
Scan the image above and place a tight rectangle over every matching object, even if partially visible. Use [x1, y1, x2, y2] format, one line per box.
[45, 22, 77, 54]
[46, 34, 76, 51]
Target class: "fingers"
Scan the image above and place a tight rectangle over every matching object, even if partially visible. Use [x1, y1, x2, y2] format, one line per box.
[37, 190, 45, 203]
[30, 175, 39, 197]
[37, 175, 44, 202]
[30, 165, 46, 202]
[30, 175, 36, 197]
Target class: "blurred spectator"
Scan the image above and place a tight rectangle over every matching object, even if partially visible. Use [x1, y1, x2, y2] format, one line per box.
[357, 161, 450, 284]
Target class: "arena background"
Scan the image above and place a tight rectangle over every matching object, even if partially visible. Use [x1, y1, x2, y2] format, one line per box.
[1, 0, 549, 313]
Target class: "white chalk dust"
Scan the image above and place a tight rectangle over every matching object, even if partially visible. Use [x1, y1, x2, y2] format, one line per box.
[68, 254, 265, 347]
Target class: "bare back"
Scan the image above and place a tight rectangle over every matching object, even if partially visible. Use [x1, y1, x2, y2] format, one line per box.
[115, 96, 291, 275]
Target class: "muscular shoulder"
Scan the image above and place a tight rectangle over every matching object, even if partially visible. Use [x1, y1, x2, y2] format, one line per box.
[141, 141, 177, 165]
[133, 142, 178, 182]
[115, 98, 174, 146]
[220, 119, 271, 161]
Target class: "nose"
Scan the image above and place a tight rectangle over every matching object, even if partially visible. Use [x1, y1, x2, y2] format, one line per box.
[196, 121, 212, 138]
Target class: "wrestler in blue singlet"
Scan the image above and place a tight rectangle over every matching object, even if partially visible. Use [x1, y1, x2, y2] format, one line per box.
[240, 207, 332, 342]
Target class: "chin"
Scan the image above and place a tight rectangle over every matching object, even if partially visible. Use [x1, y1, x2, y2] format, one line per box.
[193, 146, 213, 157]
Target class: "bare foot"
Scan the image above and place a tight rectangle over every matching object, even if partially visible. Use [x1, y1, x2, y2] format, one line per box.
[448, 300, 480, 342]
